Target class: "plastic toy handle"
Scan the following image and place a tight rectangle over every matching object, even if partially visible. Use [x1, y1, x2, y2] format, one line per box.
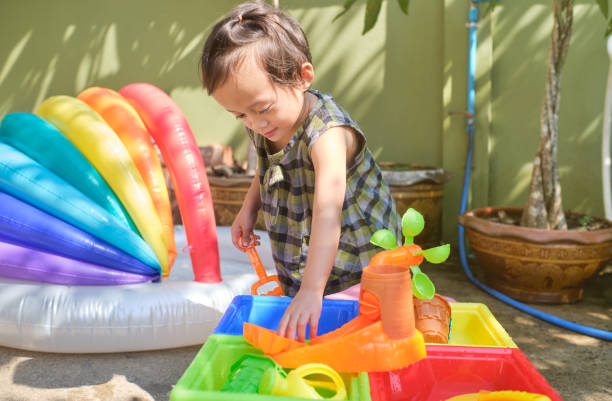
[238, 233, 284, 296]
[445, 390, 552, 401]
[260, 362, 347, 400]
[245, 247, 268, 279]
[295, 363, 347, 400]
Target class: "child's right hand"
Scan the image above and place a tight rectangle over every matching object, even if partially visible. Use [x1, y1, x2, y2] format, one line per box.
[231, 206, 259, 251]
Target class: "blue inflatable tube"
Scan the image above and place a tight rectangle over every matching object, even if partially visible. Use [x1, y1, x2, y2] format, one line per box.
[0, 191, 158, 276]
[0, 239, 156, 286]
[0, 142, 161, 272]
[0, 112, 138, 233]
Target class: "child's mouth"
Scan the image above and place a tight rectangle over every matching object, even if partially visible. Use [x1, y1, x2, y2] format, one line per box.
[263, 128, 277, 138]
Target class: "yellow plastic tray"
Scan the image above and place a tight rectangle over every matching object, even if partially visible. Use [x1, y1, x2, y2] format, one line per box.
[448, 302, 517, 347]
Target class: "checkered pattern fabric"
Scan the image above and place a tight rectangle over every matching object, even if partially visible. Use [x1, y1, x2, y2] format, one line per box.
[248, 90, 400, 296]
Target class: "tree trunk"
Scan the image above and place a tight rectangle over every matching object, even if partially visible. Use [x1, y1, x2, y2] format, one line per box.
[521, 0, 572, 230]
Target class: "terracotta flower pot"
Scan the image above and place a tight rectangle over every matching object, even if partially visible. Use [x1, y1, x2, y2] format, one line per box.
[413, 294, 451, 344]
[459, 207, 612, 304]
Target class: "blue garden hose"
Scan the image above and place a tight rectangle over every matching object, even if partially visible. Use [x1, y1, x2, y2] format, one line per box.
[458, 0, 612, 341]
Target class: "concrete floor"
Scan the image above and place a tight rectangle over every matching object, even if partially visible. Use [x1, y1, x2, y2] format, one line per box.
[0, 255, 610, 401]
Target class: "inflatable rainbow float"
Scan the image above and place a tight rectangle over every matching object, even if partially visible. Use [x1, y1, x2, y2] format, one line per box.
[0, 83, 268, 352]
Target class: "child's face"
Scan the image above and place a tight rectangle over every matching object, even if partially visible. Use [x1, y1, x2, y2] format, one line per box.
[212, 58, 312, 149]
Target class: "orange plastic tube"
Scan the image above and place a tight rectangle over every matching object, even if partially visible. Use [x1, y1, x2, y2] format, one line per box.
[78, 87, 177, 274]
[369, 244, 423, 268]
[360, 264, 416, 339]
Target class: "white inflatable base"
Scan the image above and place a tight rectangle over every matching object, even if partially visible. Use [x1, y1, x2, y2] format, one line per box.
[0, 226, 275, 353]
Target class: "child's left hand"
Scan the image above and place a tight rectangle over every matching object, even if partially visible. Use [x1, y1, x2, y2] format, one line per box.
[277, 287, 323, 342]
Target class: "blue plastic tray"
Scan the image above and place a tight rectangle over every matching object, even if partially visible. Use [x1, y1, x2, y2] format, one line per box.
[213, 295, 359, 339]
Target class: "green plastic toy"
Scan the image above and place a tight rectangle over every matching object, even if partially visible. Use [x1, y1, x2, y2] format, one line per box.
[370, 208, 450, 299]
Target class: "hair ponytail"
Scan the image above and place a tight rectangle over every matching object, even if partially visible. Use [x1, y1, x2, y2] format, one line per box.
[200, 1, 312, 94]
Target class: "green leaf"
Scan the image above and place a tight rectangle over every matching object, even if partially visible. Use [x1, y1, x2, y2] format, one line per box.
[363, 0, 383, 35]
[397, 0, 410, 15]
[421, 244, 451, 264]
[410, 266, 435, 299]
[401, 208, 425, 241]
[332, 0, 358, 23]
[370, 229, 398, 250]
[596, 0, 609, 19]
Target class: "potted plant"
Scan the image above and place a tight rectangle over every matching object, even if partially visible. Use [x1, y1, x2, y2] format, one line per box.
[458, 1, 612, 304]
[370, 208, 452, 343]
[456, 1, 612, 304]
[339, 0, 612, 304]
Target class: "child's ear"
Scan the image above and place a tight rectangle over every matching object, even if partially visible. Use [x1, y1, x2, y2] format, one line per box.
[298, 62, 314, 91]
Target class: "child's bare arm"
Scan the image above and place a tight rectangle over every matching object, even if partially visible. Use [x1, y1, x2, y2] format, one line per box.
[278, 126, 354, 341]
[230, 170, 261, 250]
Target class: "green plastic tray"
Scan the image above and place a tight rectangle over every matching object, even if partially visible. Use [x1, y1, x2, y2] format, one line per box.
[170, 334, 371, 401]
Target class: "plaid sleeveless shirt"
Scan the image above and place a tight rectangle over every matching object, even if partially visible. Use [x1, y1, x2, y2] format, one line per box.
[249, 90, 400, 296]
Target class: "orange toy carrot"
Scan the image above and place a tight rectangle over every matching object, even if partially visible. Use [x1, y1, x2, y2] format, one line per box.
[238, 234, 284, 296]
[369, 244, 424, 268]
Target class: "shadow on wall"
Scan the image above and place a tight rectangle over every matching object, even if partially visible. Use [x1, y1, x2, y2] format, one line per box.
[0, 0, 393, 163]
[0, 0, 232, 116]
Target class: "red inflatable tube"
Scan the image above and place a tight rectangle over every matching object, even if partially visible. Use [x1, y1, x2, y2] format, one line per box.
[119, 83, 220, 283]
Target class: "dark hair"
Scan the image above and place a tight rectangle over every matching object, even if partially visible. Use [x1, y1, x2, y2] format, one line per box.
[200, 1, 312, 94]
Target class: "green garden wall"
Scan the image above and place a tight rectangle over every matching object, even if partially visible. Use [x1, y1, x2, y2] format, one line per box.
[0, 0, 609, 244]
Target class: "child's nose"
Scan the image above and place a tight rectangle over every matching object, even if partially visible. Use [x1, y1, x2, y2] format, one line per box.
[254, 118, 268, 133]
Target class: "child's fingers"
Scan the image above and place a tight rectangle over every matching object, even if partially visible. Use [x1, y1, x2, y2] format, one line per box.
[297, 316, 308, 342]
[278, 310, 299, 341]
[277, 311, 290, 338]
[309, 316, 318, 339]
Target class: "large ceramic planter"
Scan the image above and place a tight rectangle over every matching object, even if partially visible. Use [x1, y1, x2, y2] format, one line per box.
[459, 207, 612, 304]
[380, 163, 450, 246]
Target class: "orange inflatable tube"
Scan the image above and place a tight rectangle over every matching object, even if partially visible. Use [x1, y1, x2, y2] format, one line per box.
[119, 83, 220, 283]
[78, 87, 177, 275]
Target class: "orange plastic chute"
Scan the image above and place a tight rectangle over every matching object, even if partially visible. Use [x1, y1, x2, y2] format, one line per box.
[243, 322, 303, 354]
[78, 87, 177, 274]
[268, 320, 425, 372]
[244, 263, 426, 372]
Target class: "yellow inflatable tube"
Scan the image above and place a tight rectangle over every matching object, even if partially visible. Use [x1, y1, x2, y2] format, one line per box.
[37, 96, 169, 276]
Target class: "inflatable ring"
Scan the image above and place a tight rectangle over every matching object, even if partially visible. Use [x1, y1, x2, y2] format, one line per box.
[0, 112, 137, 232]
[0, 143, 160, 271]
[120, 83, 220, 283]
[78, 87, 177, 274]
[37, 96, 169, 275]
[0, 227, 272, 353]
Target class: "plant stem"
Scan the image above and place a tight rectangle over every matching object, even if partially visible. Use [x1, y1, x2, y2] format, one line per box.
[521, 0, 571, 230]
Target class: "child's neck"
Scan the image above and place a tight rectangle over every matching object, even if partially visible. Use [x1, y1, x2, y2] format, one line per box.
[268, 90, 316, 153]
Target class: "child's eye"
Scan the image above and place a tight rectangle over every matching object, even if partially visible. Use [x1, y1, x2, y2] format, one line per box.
[259, 105, 272, 114]
[235, 114, 245, 120]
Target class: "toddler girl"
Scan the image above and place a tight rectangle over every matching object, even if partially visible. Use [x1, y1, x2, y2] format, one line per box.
[200, 0, 400, 341]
